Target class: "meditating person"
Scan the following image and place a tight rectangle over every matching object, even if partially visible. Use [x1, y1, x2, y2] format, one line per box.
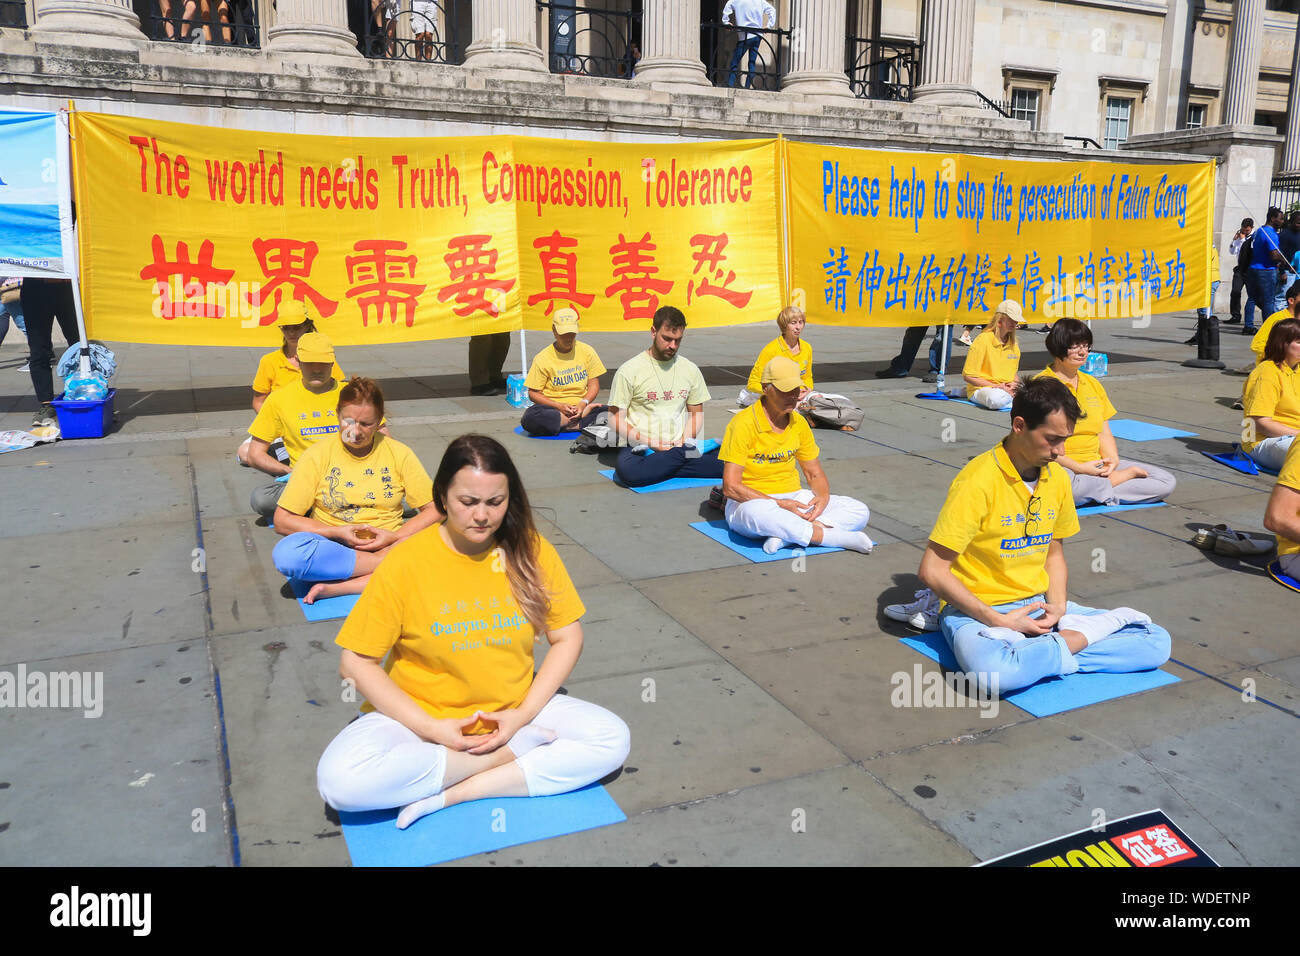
[245, 332, 381, 521]
[918, 376, 1171, 694]
[236, 302, 345, 465]
[1263, 440, 1300, 579]
[608, 305, 724, 487]
[1036, 318, 1176, 506]
[271, 377, 441, 604]
[1249, 281, 1300, 366]
[1241, 317, 1300, 472]
[961, 299, 1026, 410]
[740, 305, 813, 409]
[720, 357, 873, 555]
[315, 434, 631, 830]
[519, 307, 606, 436]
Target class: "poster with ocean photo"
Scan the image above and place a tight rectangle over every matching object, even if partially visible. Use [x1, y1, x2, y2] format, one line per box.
[0, 108, 74, 278]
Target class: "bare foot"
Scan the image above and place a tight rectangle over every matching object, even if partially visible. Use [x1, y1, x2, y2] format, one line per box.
[304, 582, 335, 605]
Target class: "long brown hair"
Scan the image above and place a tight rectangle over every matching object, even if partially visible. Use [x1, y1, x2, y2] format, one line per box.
[1263, 318, 1300, 365]
[432, 435, 550, 633]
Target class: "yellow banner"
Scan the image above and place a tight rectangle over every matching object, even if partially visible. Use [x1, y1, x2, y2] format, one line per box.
[72, 113, 784, 346]
[786, 140, 1213, 327]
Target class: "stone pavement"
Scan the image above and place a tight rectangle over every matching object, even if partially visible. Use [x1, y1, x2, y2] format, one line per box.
[0, 312, 1294, 867]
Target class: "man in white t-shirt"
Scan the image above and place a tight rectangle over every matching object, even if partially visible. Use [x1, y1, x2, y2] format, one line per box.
[723, 0, 776, 89]
[608, 306, 724, 487]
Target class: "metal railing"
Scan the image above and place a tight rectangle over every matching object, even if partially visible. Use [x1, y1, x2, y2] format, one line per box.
[540, 2, 642, 79]
[0, 0, 27, 28]
[1270, 174, 1300, 214]
[975, 91, 1011, 116]
[702, 21, 787, 91]
[362, 0, 466, 63]
[1063, 135, 1101, 149]
[146, 0, 259, 48]
[846, 36, 920, 101]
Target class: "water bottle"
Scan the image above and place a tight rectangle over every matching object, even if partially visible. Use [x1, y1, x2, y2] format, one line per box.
[506, 374, 531, 408]
[64, 372, 109, 401]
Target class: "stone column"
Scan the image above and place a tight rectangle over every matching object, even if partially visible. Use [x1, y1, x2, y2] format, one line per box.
[636, 0, 708, 88]
[1222, 0, 1265, 126]
[462, 0, 545, 72]
[911, 0, 978, 107]
[1282, 16, 1300, 172]
[266, 0, 361, 57]
[29, 0, 146, 47]
[782, 0, 852, 99]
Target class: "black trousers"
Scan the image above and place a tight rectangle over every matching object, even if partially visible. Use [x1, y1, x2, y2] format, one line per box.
[20, 279, 79, 405]
[468, 332, 511, 388]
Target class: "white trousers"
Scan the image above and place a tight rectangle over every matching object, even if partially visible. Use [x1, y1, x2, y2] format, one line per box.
[316, 694, 630, 812]
[725, 488, 870, 548]
[970, 386, 1013, 410]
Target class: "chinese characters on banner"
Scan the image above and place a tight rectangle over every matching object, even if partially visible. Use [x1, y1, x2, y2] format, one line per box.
[72, 113, 782, 346]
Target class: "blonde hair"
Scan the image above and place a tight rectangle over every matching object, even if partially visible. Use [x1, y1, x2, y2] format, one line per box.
[987, 310, 1018, 351]
[776, 305, 805, 332]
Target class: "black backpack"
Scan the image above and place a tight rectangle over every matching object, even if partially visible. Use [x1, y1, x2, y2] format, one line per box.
[1237, 233, 1254, 271]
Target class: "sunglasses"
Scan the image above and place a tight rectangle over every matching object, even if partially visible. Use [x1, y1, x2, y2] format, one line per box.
[1024, 494, 1043, 541]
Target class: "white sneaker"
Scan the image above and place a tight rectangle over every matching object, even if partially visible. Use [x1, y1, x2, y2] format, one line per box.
[958, 331, 973, 346]
[884, 588, 940, 631]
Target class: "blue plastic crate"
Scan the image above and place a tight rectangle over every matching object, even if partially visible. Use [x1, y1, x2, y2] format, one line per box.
[50, 388, 116, 439]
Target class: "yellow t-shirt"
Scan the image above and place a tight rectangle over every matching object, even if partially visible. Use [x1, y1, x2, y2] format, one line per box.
[1275, 440, 1300, 557]
[608, 350, 711, 445]
[1242, 360, 1300, 452]
[719, 401, 819, 495]
[963, 329, 1021, 398]
[252, 349, 345, 394]
[336, 528, 585, 726]
[277, 433, 434, 531]
[247, 379, 346, 466]
[1036, 365, 1116, 463]
[1250, 310, 1291, 365]
[524, 341, 606, 403]
[929, 442, 1080, 607]
[745, 336, 814, 395]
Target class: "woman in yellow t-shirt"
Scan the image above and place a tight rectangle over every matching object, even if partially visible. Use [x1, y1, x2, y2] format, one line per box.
[720, 357, 873, 554]
[271, 378, 441, 603]
[1242, 318, 1300, 472]
[1038, 318, 1176, 506]
[962, 299, 1026, 410]
[741, 306, 814, 407]
[236, 301, 345, 465]
[315, 434, 630, 830]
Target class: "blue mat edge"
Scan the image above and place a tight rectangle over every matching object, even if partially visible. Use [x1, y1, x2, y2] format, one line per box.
[287, 577, 361, 621]
[689, 518, 844, 563]
[512, 425, 579, 440]
[1268, 560, 1300, 593]
[1076, 501, 1167, 516]
[596, 469, 719, 493]
[1108, 418, 1198, 441]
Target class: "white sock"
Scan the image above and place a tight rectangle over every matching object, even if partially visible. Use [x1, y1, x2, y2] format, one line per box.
[1058, 607, 1152, 645]
[980, 626, 1028, 645]
[506, 723, 557, 758]
[762, 536, 784, 554]
[821, 528, 874, 553]
[396, 792, 445, 829]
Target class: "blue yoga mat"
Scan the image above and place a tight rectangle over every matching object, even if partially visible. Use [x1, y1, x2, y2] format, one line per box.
[597, 469, 719, 493]
[339, 783, 626, 867]
[689, 518, 847, 563]
[1201, 447, 1280, 477]
[643, 438, 720, 456]
[899, 632, 1181, 718]
[916, 393, 1008, 412]
[1076, 501, 1168, 517]
[1268, 560, 1300, 594]
[512, 425, 579, 440]
[1108, 419, 1198, 441]
[289, 578, 361, 622]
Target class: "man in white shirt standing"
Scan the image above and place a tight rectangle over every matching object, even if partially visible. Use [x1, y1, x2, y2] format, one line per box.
[608, 305, 724, 487]
[723, 0, 777, 89]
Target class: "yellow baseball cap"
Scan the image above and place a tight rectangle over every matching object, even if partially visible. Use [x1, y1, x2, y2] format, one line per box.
[995, 299, 1026, 323]
[552, 307, 580, 334]
[276, 301, 311, 326]
[295, 332, 335, 364]
[761, 356, 803, 392]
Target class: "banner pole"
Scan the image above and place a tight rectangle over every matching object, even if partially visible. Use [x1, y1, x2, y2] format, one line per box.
[62, 99, 92, 378]
[520, 329, 527, 377]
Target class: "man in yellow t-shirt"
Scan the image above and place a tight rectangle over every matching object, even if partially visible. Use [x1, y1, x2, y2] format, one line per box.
[917, 376, 1170, 694]
[245, 332, 357, 520]
[721, 356, 872, 554]
[1264, 439, 1300, 578]
[608, 305, 724, 487]
[519, 308, 607, 436]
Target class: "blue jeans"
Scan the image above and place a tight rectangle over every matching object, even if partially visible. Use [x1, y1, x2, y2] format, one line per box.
[939, 596, 1171, 694]
[727, 35, 761, 88]
[1197, 280, 1220, 320]
[273, 531, 358, 583]
[1244, 268, 1277, 330]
